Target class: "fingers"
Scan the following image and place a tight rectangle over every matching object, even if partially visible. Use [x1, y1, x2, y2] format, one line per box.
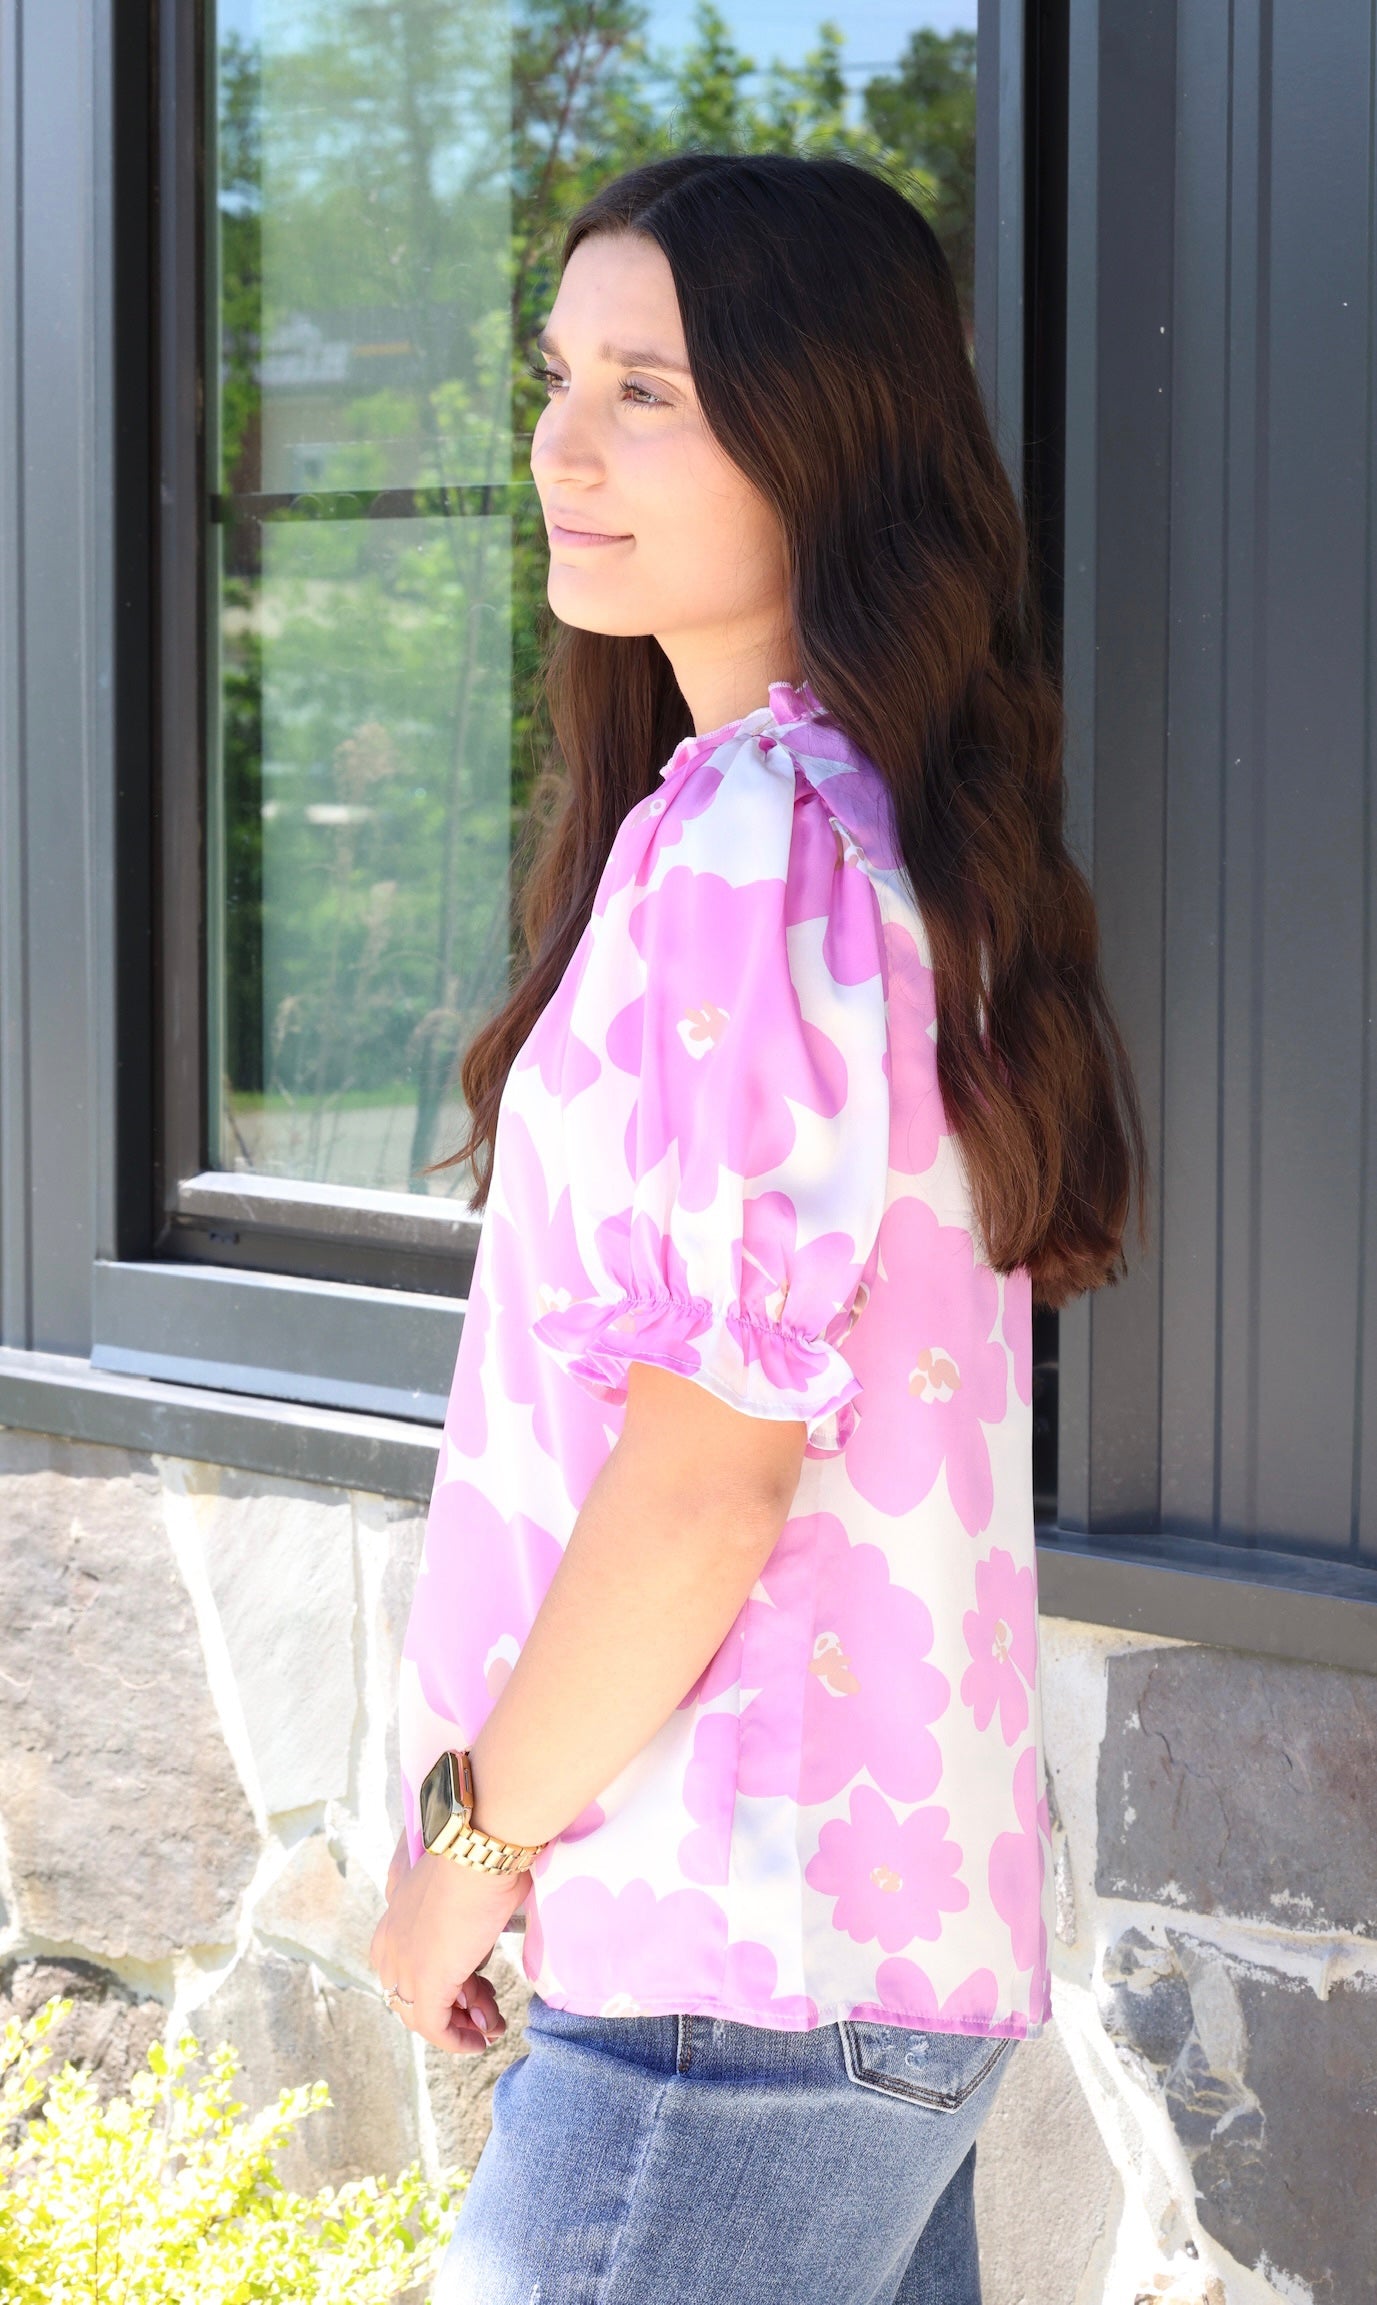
[463, 1971, 507, 2041]
[395, 1970, 508, 2058]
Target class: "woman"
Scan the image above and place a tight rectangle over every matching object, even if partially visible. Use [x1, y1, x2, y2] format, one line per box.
[369, 152, 1143, 2304]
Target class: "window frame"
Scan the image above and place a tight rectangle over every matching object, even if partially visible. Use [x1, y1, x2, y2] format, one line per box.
[153, 0, 502, 1307]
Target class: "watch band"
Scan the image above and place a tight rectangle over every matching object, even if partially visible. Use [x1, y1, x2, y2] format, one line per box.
[437, 1817, 547, 1876]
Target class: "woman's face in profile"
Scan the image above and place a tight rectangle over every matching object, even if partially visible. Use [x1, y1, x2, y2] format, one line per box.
[529, 231, 789, 668]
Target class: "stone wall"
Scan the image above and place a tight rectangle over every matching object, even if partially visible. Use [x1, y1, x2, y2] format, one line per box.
[1, 1423, 1372, 2301]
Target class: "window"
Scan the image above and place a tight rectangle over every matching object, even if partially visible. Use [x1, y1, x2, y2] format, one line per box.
[152, 0, 979, 1316]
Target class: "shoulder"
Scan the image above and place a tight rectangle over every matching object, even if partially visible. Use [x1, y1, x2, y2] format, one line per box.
[594, 689, 900, 928]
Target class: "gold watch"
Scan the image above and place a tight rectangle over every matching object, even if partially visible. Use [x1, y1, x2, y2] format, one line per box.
[417, 1747, 546, 1876]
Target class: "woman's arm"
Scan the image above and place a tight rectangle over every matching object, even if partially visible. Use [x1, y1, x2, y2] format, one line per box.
[369, 1362, 806, 2052]
[469, 1358, 808, 1848]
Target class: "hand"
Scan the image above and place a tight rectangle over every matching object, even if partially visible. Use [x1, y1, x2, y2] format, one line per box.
[369, 1833, 529, 2056]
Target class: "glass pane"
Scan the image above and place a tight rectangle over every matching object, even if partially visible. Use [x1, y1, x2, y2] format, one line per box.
[214, 511, 511, 1193]
[208, 0, 977, 1208]
[217, 0, 511, 499]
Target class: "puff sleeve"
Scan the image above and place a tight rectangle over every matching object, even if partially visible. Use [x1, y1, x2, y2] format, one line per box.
[529, 727, 892, 1453]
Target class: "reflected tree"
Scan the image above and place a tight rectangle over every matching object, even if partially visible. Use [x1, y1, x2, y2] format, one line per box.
[212, 1, 977, 1194]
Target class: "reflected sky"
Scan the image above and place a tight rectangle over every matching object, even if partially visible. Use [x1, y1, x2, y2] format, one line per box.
[218, 0, 977, 81]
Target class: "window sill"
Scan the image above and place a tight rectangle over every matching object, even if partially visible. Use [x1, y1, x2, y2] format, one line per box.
[0, 1347, 442, 1501]
[1036, 1529, 1377, 1675]
[90, 1259, 463, 1423]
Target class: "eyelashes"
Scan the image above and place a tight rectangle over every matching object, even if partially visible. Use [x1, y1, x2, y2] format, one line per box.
[526, 361, 670, 409]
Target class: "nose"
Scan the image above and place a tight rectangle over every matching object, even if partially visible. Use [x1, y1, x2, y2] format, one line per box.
[530, 384, 604, 490]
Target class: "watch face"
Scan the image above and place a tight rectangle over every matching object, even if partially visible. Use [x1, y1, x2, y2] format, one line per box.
[419, 1750, 456, 1850]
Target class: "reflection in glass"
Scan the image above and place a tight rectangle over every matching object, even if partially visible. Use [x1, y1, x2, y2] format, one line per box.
[209, 0, 977, 1205]
[213, 512, 511, 1194]
[211, 0, 512, 1196]
[219, 0, 511, 499]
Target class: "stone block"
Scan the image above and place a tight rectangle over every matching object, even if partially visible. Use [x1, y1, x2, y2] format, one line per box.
[974, 2019, 1123, 2305]
[0, 1955, 165, 2101]
[1099, 1928, 1377, 2305]
[0, 1433, 258, 1961]
[424, 1937, 534, 2177]
[1098, 1926, 1195, 2086]
[193, 1946, 419, 2191]
[1096, 1645, 1377, 1936]
[255, 1831, 381, 1986]
[185, 1471, 358, 1818]
[362, 1497, 427, 1844]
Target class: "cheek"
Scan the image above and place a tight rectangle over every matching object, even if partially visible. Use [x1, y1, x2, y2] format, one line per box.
[639, 441, 784, 609]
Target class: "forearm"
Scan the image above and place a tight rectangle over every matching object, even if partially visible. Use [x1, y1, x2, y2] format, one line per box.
[467, 1412, 797, 1851]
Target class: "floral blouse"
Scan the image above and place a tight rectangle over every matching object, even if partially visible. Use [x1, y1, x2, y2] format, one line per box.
[397, 679, 1053, 2040]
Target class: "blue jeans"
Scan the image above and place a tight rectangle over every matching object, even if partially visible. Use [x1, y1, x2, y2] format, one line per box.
[432, 1991, 1016, 2304]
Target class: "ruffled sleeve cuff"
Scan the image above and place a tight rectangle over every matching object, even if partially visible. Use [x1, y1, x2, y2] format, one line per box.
[530, 1289, 862, 1456]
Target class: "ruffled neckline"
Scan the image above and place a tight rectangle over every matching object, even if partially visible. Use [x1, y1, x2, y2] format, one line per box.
[658, 679, 827, 784]
[655, 675, 900, 872]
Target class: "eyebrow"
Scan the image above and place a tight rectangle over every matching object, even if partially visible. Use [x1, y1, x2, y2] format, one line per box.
[536, 329, 689, 374]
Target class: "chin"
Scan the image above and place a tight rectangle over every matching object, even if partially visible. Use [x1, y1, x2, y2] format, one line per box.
[546, 575, 655, 639]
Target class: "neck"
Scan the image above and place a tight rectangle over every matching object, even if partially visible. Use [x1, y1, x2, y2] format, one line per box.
[660, 619, 802, 737]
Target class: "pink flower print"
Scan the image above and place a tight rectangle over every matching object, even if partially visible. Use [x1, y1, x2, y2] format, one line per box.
[990, 1747, 1050, 1979]
[806, 1785, 968, 1953]
[882, 921, 944, 1177]
[606, 863, 848, 1214]
[531, 1204, 719, 1407]
[594, 750, 726, 911]
[512, 917, 602, 1101]
[529, 1874, 815, 2024]
[486, 1109, 612, 1504]
[718, 1938, 818, 2029]
[676, 1608, 746, 1712]
[593, 1203, 704, 1305]
[735, 1512, 949, 1806]
[1002, 1266, 1033, 1405]
[443, 1241, 489, 1460]
[561, 1797, 606, 1843]
[405, 1477, 562, 1740]
[845, 1195, 1007, 1533]
[783, 782, 887, 989]
[678, 1712, 739, 1884]
[960, 1547, 1038, 1745]
[850, 1959, 1003, 2031]
[732, 1189, 867, 1397]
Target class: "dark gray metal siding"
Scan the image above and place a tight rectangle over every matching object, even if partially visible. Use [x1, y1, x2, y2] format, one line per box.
[1058, 0, 1377, 1566]
[0, 0, 112, 1355]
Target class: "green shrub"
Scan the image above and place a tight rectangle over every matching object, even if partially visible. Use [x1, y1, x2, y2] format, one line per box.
[0, 1994, 465, 2302]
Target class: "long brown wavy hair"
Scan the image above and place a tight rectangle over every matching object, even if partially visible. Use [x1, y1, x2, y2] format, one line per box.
[444, 152, 1145, 1309]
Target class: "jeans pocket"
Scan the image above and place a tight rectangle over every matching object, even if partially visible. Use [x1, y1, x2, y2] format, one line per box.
[839, 2020, 1016, 2109]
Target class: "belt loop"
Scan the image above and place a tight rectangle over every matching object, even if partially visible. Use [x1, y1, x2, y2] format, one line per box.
[676, 2013, 693, 2073]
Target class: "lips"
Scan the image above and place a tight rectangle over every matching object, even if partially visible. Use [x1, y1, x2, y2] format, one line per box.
[546, 511, 632, 546]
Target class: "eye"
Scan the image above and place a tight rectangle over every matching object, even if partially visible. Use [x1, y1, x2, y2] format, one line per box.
[528, 360, 566, 396]
[621, 376, 669, 408]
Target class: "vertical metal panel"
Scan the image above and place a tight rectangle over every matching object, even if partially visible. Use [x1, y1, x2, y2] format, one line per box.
[156, 0, 206, 1207]
[1159, 0, 1233, 1538]
[2, 0, 103, 1351]
[1248, 4, 1373, 1548]
[975, 0, 1026, 490]
[1057, 0, 1175, 1536]
[1359, 5, 1377, 1563]
[0, 0, 119, 1351]
[1065, 0, 1377, 1566]
[0, 0, 31, 1346]
[1213, 0, 1270, 1547]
